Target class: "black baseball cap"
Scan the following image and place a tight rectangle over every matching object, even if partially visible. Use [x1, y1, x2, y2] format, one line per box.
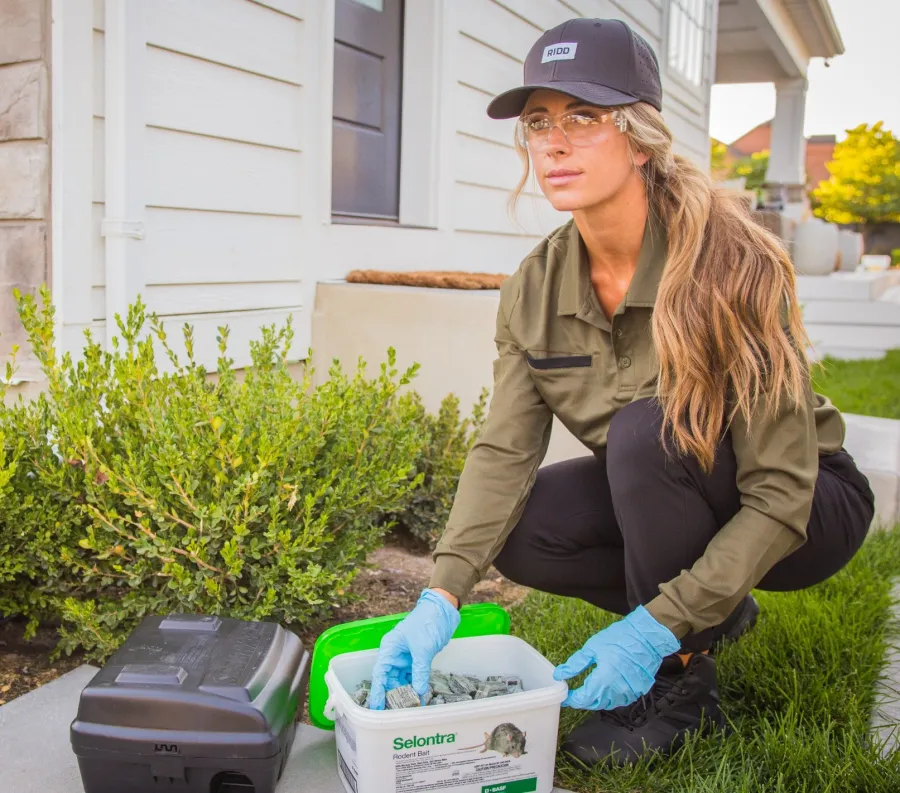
[486, 18, 663, 119]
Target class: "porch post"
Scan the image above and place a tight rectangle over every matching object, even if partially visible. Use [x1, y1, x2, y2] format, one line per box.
[763, 76, 809, 220]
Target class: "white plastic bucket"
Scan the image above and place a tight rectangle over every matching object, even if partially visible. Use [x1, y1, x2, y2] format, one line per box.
[324, 634, 568, 793]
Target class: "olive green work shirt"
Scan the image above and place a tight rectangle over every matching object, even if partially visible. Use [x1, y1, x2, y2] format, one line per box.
[429, 214, 846, 639]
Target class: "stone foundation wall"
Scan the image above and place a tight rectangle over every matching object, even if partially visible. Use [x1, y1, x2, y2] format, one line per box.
[0, 0, 49, 381]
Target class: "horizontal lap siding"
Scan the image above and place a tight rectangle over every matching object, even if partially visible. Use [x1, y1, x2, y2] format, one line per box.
[561, 0, 662, 42]
[142, 282, 305, 315]
[142, 0, 305, 328]
[664, 105, 711, 167]
[454, 182, 568, 236]
[142, 210, 304, 285]
[476, 0, 710, 169]
[91, 308, 302, 374]
[658, 0, 716, 169]
[662, 84, 712, 166]
[452, 0, 572, 244]
[145, 46, 304, 151]
[456, 31, 521, 100]
[456, 133, 527, 193]
[450, 0, 697, 250]
[89, 0, 308, 359]
[454, 82, 517, 149]
[79, 0, 713, 361]
[143, 129, 303, 216]
[458, 0, 543, 61]
[144, 0, 305, 84]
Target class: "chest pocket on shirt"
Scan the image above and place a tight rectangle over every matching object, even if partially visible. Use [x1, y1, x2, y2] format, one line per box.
[525, 353, 592, 370]
[524, 351, 596, 422]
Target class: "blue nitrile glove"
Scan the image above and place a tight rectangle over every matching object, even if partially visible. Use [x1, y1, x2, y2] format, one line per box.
[553, 605, 680, 711]
[368, 589, 461, 710]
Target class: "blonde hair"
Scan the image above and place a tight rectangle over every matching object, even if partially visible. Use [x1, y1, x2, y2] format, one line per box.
[509, 102, 812, 473]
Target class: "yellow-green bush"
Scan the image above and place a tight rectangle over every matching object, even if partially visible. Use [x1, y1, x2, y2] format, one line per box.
[1, 287, 428, 661]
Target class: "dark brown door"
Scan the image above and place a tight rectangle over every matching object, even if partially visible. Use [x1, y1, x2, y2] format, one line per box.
[332, 0, 404, 223]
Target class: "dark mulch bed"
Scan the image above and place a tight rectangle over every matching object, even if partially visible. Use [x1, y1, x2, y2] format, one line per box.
[0, 534, 528, 710]
[0, 619, 85, 706]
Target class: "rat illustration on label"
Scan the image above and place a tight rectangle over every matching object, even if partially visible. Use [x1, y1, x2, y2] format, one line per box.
[460, 723, 527, 758]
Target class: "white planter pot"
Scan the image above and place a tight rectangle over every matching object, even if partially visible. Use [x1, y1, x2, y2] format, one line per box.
[793, 218, 840, 276]
[837, 229, 864, 272]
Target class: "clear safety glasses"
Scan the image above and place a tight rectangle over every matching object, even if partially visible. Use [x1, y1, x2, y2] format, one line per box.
[516, 107, 627, 151]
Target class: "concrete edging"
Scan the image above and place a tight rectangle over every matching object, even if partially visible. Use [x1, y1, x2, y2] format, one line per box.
[843, 413, 900, 529]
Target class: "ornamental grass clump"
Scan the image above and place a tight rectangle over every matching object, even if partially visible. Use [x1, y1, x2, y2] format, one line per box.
[2, 286, 426, 661]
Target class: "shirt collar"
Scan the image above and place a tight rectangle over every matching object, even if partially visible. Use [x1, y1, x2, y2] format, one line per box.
[557, 211, 668, 316]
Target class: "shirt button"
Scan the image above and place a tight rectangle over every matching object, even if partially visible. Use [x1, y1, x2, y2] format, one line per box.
[616, 328, 624, 338]
[618, 356, 632, 369]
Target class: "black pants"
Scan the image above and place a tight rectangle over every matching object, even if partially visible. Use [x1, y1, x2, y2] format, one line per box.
[493, 398, 876, 652]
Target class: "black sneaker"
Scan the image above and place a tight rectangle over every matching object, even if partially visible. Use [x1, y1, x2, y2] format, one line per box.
[712, 593, 760, 652]
[560, 653, 725, 767]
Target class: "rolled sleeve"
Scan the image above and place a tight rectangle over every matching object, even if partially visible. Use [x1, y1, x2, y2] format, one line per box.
[430, 276, 553, 600]
[647, 380, 819, 638]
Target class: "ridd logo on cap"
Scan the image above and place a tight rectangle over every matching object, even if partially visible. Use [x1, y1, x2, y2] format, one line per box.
[542, 42, 578, 63]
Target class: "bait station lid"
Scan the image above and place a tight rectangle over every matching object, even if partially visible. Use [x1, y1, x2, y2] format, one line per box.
[70, 614, 310, 793]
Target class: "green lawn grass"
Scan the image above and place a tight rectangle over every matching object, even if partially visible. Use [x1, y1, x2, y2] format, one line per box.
[811, 349, 900, 420]
[510, 526, 900, 792]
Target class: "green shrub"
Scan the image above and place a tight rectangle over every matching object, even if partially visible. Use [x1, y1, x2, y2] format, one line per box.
[385, 389, 488, 548]
[0, 360, 30, 620]
[0, 334, 101, 631]
[0, 359, 93, 630]
[4, 287, 427, 660]
[891, 247, 900, 267]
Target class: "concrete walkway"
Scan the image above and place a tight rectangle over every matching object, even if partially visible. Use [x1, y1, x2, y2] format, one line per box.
[0, 665, 575, 792]
[871, 583, 900, 757]
[841, 415, 900, 756]
[843, 413, 900, 529]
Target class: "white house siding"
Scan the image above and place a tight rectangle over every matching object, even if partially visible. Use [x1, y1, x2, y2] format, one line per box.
[310, 0, 556, 284]
[317, 0, 716, 284]
[450, 0, 716, 250]
[78, 0, 309, 370]
[53, 0, 717, 376]
[659, 0, 719, 166]
[451, 0, 681, 247]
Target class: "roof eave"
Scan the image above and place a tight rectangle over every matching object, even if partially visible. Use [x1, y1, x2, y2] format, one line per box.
[811, 0, 845, 57]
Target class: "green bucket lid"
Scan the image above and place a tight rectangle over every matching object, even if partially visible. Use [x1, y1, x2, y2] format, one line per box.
[307, 602, 510, 730]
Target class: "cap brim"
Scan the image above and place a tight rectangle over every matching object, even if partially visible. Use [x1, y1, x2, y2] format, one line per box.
[486, 81, 640, 120]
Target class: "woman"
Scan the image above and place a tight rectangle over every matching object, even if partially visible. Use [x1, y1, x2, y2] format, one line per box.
[368, 18, 875, 766]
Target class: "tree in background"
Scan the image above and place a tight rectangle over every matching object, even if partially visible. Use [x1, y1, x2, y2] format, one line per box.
[709, 138, 769, 194]
[813, 122, 900, 225]
[731, 150, 770, 192]
[710, 138, 729, 179]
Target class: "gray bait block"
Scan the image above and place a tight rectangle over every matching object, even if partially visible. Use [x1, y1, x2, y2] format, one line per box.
[385, 685, 421, 710]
